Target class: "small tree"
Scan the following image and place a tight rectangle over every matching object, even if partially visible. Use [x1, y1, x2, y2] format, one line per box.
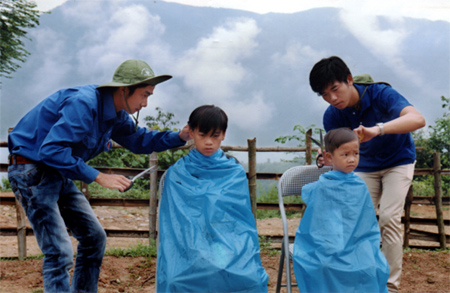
[0, 0, 43, 80]
[413, 96, 449, 196]
[275, 124, 322, 163]
[144, 107, 189, 169]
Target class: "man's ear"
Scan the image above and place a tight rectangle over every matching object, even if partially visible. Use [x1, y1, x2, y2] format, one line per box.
[347, 75, 354, 85]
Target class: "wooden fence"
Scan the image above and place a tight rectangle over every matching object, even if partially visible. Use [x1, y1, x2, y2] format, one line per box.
[0, 136, 449, 259]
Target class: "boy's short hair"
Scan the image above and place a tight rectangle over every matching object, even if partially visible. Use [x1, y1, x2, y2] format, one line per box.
[324, 128, 359, 154]
[188, 105, 228, 135]
[309, 56, 352, 95]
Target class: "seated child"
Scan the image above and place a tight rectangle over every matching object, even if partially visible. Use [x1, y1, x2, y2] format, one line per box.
[156, 105, 269, 293]
[293, 127, 389, 293]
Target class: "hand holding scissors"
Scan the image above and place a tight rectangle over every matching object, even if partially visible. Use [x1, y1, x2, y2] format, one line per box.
[308, 129, 325, 168]
[123, 165, 158, 192]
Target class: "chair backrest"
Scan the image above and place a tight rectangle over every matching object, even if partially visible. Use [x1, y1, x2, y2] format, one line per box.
[278, 165, 332, 198]
[276, 165, 332, 293]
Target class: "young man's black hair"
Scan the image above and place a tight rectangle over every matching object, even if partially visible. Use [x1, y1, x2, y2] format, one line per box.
[188, 105, 228, 135]
[309, 56, 352, 95]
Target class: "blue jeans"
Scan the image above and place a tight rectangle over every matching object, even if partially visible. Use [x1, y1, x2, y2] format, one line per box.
[8, 163, 107, 293]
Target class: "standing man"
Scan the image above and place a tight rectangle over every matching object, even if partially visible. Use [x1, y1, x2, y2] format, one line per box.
[8, 59, 190, 292]
[309, 56, 425, 292]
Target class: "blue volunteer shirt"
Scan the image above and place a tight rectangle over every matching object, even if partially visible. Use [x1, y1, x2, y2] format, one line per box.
[8, 85, 185, 183]
[323, 83, 416, 172]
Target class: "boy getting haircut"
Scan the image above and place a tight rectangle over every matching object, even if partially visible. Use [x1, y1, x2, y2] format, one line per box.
[188, 105, 228, 134]
[156, 105, 268, 292]
[324, 127, 358, 153]
[292, 127, 389, 292]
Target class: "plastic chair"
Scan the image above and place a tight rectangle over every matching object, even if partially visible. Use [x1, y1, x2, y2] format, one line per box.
[275, 165, 332, 293]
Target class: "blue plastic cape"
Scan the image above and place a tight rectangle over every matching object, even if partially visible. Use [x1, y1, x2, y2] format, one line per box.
[293, 171, 389, 293]
[156, 149, 268, 292]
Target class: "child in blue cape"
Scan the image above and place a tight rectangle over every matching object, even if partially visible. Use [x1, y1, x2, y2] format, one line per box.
[293, 128, 389, 293]
[156, 105, 268, 293]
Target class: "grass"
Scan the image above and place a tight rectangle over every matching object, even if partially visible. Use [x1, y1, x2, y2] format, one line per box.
[259, 235, 280, 256]
[105, 239, 157, 259]
[256, 183, 304, 220]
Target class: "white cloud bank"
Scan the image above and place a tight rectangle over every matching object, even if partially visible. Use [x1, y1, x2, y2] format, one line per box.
[174, 18, 273, 130]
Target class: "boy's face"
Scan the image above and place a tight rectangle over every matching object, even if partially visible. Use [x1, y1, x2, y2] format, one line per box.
[189, 128, 226, 156]
[321, 76, 357, 110]
[325, 139, 359, 173]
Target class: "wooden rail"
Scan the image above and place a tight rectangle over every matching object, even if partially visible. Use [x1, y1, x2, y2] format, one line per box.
[1, 139, 448, 257]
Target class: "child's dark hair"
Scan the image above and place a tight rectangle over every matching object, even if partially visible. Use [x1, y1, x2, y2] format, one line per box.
[309, 56, 352, 95]
[324, 128, 359, 154]
[188, 105, 228, 135]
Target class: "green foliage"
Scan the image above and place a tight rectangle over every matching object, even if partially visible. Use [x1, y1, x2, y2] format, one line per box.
[1, 178, 11, 191]
[144, 107, 189, 170]
[275, 124, 323, 163]
[105, 239, 157, 259]
[256, 182, 303, 219]
[144, 107, 180, 130]
[88, 148, 148, 169]
[0, 0, 43, 80]
[259, 235, 280, 256]
[85, 181, 151, 199]
[413, 96, 449, 196]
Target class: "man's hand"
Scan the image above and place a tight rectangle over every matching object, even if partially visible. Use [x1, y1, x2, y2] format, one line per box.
[179, 125, 192, 142]
[316, 148, 332, 168]
[353, 125, 379, 143]
[95, 172, 132, 192]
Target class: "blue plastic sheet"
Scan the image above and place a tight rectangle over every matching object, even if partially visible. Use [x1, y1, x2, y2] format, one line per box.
[156, 149, 268, 292]
[293, 170, 389, 293]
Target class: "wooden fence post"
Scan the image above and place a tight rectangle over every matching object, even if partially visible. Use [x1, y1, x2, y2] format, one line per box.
[306, 129, 312, 165]
[15, 198, 27, 259]
[8, 128, 27, 259]
[403, 186, 413, 248]
[248, 138, 257, 220]
[433, 152, 446, 249]
[149, 152, 158, 241]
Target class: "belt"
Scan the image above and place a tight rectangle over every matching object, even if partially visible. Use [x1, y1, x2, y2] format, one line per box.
[9, 155, 36, 165]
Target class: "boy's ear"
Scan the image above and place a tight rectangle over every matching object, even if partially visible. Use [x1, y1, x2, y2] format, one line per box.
[188, 128, 194, 138]
[325, 151, 333, 164]
[222, 131, 226, 140]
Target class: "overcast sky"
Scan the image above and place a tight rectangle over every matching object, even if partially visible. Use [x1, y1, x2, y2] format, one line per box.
[1, 0, 448, 174]
[34, 0, 450, 21]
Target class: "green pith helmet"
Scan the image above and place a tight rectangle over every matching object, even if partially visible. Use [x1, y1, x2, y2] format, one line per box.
[97, 59, 172, 89]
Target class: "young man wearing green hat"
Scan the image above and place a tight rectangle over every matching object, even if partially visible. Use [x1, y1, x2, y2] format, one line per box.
[7, 59, 190, 293]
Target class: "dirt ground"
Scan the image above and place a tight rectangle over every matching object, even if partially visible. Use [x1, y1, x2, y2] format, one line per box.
[1, 192, 449, 293]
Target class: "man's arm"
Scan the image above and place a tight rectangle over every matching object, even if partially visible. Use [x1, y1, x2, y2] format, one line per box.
[354, 106, 425, 143]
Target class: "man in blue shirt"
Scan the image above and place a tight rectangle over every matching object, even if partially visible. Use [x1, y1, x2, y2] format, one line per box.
[8, 59, 190, 293]
[309, 56, 425, 293]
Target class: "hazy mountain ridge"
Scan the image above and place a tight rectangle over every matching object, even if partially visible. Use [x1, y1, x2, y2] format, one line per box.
[1, 1, 448, 150]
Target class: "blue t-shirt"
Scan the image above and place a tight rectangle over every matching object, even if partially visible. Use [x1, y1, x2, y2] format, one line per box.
[8, 85, 184, 183]
[323, 83, 416, 172]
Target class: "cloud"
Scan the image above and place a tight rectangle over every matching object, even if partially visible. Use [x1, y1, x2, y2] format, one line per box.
[174, 18, 260, 101]
[338, 1, 424, 85]
[170, 17, 277, 131]
[73, 4, 168, 80]
[225, 91, 273, 130]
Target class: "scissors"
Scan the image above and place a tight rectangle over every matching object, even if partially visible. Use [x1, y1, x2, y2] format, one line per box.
[123, 165, 158, 192]
[308, 129, 324, 168]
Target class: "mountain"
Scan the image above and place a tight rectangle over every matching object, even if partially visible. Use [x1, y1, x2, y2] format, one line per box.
[1, 1, 449, 164]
